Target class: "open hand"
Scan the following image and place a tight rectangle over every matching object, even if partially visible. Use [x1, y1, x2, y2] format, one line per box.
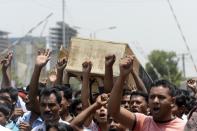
[57, 58, 67, 71]
[1, 51, 13, 71]
[36, 49, 51, 68]
[187, 79, 197, 93]
[48, 70, 57, 83]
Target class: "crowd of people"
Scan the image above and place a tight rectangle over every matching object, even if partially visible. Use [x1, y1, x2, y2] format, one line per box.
[0, 49, 196, 131]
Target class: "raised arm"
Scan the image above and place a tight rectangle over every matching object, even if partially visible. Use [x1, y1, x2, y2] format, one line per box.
[104, 54, 116, 93]
[71, 94, 108, 129]
[1, 51, 13, 88]
[81, 61, 92, 126]
[29, 49, 51, 114]
[187, 79, 197, 99]
[55, 58, 67, 85]
[131, 58, 147, 93]
[108, 56, 136, 129]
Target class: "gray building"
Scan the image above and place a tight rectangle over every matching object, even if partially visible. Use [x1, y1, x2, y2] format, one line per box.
[0, 30, 10, 53]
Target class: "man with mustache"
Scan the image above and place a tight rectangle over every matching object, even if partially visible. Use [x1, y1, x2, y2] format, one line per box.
[32, 87, 70, 131]
[108, 56, 186, 131]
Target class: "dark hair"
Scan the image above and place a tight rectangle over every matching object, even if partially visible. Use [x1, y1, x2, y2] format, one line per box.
[74, 90, 81, 99]
[0, 95, 12, 104]
[174, 89, 188, 107]
[46, 122, 73, 131]
[150, 79, 176, 97]
[122, 89, 131, 96]
[69, 98, 82, 116]
[54, 85, 72, 100]
[0, 87, 18, 103]
[186, 96, 196, 113]
[130, 91, 148, 102]
[0, 103, 11, 117]
[62, 86, 72, 100]
[39, 87, 62, 104]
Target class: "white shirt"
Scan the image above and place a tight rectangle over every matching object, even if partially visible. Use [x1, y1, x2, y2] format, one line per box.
[0, 125, 11, 131]
[31, 119, 69, 131]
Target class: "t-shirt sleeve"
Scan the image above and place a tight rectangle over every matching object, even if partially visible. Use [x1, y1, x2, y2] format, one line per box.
[133, 113, 147, 131]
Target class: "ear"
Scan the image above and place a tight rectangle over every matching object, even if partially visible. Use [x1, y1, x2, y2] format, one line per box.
[146, 107, 151, 115]
[171, 97, 176, 108]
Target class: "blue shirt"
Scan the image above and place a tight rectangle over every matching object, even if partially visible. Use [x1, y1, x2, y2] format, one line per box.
[17, 111, 43, 129]
[6, 121, 19, 131]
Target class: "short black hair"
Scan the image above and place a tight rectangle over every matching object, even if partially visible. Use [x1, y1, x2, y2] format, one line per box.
[130, 91, 148, 102]
[69, 98, 82, 116]
[174, 89, 189, 107]
[46, 122, 73, 131]
[0, 103, 11, 117]
[150, 79, 176, 97]
[39, 87, 62, 104]
[53, 84, 72, 100]
[122, 89, 131, 96]
[0, 87, 18, 103]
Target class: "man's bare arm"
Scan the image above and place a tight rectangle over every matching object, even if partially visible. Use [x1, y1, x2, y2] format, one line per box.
[104, 54, 116, 93]
[29, 49, 51, 114]
[108, 56, 136, 129]
[1, 52, 13, 88]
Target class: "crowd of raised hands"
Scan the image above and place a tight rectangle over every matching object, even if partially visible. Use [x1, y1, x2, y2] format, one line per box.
[0, 49, 197, 131]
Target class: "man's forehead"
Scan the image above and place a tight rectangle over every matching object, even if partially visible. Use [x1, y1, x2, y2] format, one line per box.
[122, 95, 130, 99]
[40, 94, 57, 103]
[150, 86, 170, 94]
[131, 95, 146, 100]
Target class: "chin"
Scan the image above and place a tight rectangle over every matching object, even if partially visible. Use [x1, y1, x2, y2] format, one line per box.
[109, 128, 118, 131]
[46, 120, 59, 126]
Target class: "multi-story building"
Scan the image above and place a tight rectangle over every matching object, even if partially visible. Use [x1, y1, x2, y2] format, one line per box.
[0, 30, 10, 53]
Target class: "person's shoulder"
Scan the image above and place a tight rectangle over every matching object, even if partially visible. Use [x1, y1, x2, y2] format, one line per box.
[173, 117, 187, 124]
[83, 120, 98, 131]
[133, 113, 151, 131]
[31, 123, 45, 131]
[59, 118, 70, 125]
[135, 113, 150, 119]
[0, 125, 11, 131]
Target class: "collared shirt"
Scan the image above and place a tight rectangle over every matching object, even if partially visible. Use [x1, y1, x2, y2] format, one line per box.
[5, 120, 19, 131]
[31, 119, 70, 131]
[16, 96, 27, 113]
[17, 111, 43, 129]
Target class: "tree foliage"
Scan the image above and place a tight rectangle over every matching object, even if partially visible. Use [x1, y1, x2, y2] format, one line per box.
[145, 50, 183, 86]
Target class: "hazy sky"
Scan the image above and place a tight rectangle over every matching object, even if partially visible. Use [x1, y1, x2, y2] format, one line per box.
[0, 0, 197, 77]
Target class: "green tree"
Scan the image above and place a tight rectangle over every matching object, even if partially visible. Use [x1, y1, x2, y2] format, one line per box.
[145, 50, 183, 86]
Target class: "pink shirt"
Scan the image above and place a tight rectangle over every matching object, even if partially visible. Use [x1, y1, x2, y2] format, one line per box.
[133, 113, 186, 131]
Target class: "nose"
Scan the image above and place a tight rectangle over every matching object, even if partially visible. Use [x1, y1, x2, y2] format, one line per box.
[153, 96, 159, 103]
[100, 106, 105, 111]
[125, 102, 129, 108]
[44, 105, 50, 112]
[131, 102, 138, 109]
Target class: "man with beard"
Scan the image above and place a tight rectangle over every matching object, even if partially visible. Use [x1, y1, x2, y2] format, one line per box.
[108, 56, 186, 131]
[32, 87, 70, 131]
